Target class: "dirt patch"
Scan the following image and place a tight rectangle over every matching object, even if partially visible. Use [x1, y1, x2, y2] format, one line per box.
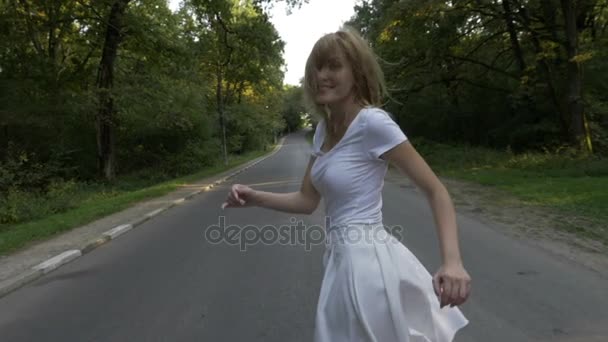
[385, 168, 608, 277]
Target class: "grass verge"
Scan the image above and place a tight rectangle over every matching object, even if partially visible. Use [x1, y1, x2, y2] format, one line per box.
[412, 140, 608, 243]
[0, 148, 274, 256]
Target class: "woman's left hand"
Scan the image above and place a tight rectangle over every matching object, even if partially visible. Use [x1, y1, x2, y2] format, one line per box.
[432, 262, 471, 308]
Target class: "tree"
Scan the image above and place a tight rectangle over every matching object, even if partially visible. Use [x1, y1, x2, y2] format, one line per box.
[347, 0, 608, 153]
[96, 0, 131, 181]
[281, 85, 305, 133]
[186, 0, 288, 162]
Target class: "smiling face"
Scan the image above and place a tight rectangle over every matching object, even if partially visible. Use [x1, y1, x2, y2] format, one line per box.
[303, 29, 388, 119]
[313, 49, 356, 106]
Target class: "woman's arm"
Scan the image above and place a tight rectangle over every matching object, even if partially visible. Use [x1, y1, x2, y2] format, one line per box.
[381, 141, 471, 307]
[253, 156, 321, 214]
[382, 142, 461, 263]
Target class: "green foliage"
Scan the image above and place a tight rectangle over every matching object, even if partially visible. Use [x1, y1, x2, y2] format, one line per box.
[348, 0, 608, 154]
[415, 138, 608, 178]
[0, 0, 295, 233]
[280, 85, 306, 132]
[225, 99, 284, 153]
[0, 142, 76, 193]
[0, 0, 288, 181]
[0, 179, 80, 226]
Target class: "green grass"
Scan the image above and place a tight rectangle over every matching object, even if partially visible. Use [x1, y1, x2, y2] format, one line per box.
[0, 148, 272, 256]
[411, 140, 608, 242]
[446, 169, 608, 220]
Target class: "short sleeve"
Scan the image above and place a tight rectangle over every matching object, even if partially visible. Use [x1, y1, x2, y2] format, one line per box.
[365, 109, 408, 160]
[311, 119, 326, 157]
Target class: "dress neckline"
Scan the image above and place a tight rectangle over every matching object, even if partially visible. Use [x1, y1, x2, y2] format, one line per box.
[318, 108, 365, 157]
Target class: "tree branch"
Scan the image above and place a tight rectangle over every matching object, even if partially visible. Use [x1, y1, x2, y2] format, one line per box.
[213, 11, 234, 68]
[17, 0, 44, 55]
[448, 54, 519, 79]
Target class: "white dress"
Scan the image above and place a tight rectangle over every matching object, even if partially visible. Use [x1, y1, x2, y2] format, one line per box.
[310, 107, 469, 342]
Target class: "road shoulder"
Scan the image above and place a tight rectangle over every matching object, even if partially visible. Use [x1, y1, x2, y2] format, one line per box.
[385, 168, 608, 277]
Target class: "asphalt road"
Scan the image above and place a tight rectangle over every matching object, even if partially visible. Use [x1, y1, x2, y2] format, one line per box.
[0, 130, 607, 341]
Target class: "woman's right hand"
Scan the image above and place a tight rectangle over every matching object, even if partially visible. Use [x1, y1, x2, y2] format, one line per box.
[221, 184, 257, 209]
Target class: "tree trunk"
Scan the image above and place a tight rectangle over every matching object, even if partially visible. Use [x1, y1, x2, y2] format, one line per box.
[560, 0, 592, 153]
[217, 65, 228, 165]
[0, 124, 7, 159]
[540, 0, 560, 44]
[96, 0, 131, 181]
[502, 0, 526, 73]
[213, 12, 232, 166]
[515, 3, 570, 136]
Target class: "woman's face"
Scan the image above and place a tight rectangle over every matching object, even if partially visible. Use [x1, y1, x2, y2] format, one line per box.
[314, 49, 356, 106]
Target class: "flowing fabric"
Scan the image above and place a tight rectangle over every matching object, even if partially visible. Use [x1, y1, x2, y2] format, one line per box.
[313, 223, 469, 342]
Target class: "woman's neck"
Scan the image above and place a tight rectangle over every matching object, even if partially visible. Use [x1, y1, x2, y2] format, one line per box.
[326, 97, 362, 127]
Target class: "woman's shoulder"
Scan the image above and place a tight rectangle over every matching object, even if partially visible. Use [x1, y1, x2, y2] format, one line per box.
[361, 106, 398, 131]
[362, 106, 394, 121]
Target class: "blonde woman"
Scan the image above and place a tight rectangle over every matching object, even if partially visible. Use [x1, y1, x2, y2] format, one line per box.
[221, 27, 470, 341]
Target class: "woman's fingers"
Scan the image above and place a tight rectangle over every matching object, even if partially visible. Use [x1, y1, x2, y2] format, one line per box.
[456, 278, 471, 306]
[440, 277, 452, 308]
[221, 192, 237, 209]
[230, 192, 243, 206]
[435, 264, 472, 308]
[446, 275, 471, 307]
[432, 273, 441, 298]
[437, 274, 464, 308]
[221, 185, 247, 209]
[448, 280, 461, 307]
[232, 185, 246, 205]
[231, 185, 241, 202]
[221, 199, 238, 209]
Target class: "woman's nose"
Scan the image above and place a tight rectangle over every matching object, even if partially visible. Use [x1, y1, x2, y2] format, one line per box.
[317, 66, 329, 80]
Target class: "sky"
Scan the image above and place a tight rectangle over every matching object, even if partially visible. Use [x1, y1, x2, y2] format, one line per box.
[168, 0, 359, 86]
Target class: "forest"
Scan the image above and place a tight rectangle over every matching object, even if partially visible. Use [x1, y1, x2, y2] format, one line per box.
[348, 0, 608, 153]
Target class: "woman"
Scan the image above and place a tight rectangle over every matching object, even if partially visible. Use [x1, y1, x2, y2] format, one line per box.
[221, 27, 471, 342]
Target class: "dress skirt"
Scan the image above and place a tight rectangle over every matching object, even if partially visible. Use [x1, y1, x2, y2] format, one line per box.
[313, 223, 469, 342]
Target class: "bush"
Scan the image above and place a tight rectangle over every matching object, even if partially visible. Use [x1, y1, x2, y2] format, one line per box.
[0, 180, 81, 226]
[0, 142, 78, 193]
[161, 139, 220, 177]
[412, 138, 608, 177]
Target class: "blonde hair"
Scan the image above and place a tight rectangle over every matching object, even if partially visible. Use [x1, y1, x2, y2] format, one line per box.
[303, 26, 388, 123]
